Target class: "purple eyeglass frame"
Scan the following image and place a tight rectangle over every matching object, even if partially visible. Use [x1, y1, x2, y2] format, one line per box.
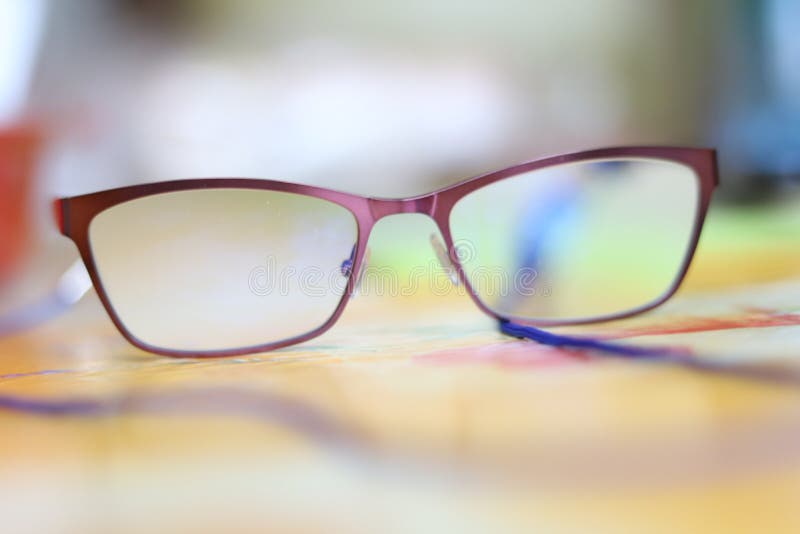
[55, 146, 718, 358]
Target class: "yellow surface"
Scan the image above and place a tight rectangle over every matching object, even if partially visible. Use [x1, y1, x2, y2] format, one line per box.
[3, 281, 800, 533]
[4, 202, 800, 533]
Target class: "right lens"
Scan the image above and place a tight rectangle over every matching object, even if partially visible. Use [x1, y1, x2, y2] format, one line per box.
[88, 188, 358, 353]
[449, 158, 700, 322]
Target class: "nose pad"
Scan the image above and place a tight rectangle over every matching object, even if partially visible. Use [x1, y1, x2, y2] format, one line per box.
[353, 247, 371, 296]
[340, 245, 356, 277]
[340, 245, 371, 297]
[429, 234, 459, 285]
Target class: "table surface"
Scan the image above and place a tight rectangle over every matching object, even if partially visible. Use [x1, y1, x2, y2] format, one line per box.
[3, 200, 800, 533]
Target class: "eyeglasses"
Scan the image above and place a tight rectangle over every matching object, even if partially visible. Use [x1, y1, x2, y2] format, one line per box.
[54, 146, 717, 358]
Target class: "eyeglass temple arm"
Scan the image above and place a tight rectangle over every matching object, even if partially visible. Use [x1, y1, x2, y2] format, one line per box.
[498, 320, 688, 360]
[0, 259, 92, 337]
[0, 199, 90, 336]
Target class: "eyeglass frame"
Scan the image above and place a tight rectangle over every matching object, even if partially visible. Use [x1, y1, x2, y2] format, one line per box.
[54, 146, 718, 358]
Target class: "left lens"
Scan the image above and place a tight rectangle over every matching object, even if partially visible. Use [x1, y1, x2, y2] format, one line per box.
[88, 188, 357, 353]
[449, 158, 701, 322]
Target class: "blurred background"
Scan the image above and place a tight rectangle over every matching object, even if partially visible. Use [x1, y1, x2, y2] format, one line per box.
[1, 0, 800, 307]
[0, 0, 798, 289]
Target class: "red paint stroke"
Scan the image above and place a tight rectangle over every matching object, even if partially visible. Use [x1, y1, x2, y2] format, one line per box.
[416, 341, 591, 369]
[607, 311, 800, 340]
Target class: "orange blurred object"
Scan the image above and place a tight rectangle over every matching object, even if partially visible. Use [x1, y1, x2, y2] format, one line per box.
[0, 125, 40, 285]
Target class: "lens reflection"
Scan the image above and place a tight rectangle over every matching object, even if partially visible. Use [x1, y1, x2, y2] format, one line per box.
[89, 188, 357, 352]
[449, 158, 700, 321]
